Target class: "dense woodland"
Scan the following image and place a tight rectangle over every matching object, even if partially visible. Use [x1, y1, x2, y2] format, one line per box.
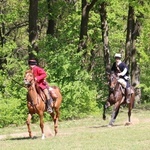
[0, 0, 150, 127]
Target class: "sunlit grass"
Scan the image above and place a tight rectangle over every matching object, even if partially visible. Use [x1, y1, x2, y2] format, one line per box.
[0, 107, 150, 150]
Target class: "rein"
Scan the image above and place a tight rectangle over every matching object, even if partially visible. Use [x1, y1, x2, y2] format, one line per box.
[5, 69, 26, 88]
[11, 78, 26, 88]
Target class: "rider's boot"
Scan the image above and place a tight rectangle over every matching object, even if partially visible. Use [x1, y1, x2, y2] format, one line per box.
[47, 97, 53, 113]
[126, 87, 131, 104]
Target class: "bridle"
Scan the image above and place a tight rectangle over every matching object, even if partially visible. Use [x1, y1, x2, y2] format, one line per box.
[24, 71, 39, 106]
[24, 71, 35, 88]
[109, 73, 119, 92]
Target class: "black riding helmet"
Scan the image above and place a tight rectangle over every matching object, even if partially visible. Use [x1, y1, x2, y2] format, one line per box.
[28, 59, 37, 66]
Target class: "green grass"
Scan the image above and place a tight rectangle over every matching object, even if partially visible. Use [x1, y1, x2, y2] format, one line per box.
[0, 107, 150, 150]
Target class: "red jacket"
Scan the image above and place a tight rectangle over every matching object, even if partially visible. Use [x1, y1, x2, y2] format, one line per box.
[32, 66, 47, 90]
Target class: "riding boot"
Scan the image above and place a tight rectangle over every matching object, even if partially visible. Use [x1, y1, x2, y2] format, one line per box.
[126, 87, 131, 104]
[47, 97, 53, 113]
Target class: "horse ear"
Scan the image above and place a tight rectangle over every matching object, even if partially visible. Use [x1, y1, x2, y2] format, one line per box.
[111, 71, 114, 74]
[106, 72, 110, 75]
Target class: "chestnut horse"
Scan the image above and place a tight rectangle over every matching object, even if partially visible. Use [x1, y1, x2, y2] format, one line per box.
[24, 70, 62, 139]
[103, 72, 135, 126]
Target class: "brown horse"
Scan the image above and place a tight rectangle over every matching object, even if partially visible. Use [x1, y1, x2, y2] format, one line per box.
[24, 70, 62, 139]
[103, 72, 135, 126]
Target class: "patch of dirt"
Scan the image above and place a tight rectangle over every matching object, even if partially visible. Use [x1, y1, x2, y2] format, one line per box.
[123, 117, 140, 125]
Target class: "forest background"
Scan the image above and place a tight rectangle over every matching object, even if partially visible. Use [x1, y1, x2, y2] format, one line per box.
[0, 0, 150, 127]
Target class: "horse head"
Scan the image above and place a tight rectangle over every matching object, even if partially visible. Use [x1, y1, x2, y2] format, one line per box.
[108, 72, 119, 92]
[24, 70, 35, 87]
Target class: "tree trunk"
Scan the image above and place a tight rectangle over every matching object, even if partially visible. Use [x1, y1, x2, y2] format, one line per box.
[125, 6, 134, 66]
[78, 0, 97, 52]
[47, 0, 55, 35]
[99, 2, 110, 72]
[28, 0, 38, 59]
[125, 5, 141, 103]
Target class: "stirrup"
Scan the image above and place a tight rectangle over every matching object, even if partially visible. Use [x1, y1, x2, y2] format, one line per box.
[47, 107, 53, 113]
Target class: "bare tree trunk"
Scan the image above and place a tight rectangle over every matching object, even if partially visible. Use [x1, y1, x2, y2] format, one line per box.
[47, 0, 55, 35]
[125, 6, 134, 66]
[78, 0, 97, 52]
[99, 2, 110, 72]
[28, 0, 38, 59]
[125, 5, 141, 103]
[0, 22, 5, 47]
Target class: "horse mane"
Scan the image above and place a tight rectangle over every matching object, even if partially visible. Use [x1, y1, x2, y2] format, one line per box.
[25, 69, 32, 74]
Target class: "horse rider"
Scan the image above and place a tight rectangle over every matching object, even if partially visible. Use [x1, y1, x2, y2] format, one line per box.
[111, 53, 131, 103]
[28, 59, 53, 113]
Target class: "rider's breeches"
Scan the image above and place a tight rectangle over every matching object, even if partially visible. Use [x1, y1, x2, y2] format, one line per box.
[118, 78, 130, 88]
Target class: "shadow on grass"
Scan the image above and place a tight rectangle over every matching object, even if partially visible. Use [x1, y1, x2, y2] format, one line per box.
[89, 124, 124, 128]
[2, 136, 39, 141]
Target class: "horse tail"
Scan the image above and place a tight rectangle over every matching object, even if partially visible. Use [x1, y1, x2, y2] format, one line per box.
[131, 92, 136, 109]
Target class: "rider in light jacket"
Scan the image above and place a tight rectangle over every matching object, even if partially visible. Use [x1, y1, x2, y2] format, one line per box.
[111, 53, 131, 103]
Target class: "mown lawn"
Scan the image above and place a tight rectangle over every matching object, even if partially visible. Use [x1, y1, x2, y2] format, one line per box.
[0, 107, 150, 150]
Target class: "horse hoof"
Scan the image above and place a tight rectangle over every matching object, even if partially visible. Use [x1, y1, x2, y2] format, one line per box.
[41, 134, 45, 139]
[107, 124, 113, 127]
[125, 122, 132, 126]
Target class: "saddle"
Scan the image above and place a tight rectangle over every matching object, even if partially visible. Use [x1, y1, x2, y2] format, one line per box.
[119, 85, 134, 95]
[49, 86, 58, 99]
[35, 85, 58, 102]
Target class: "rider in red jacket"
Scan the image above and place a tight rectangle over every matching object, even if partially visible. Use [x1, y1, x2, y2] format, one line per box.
[28, 59, 53, 113]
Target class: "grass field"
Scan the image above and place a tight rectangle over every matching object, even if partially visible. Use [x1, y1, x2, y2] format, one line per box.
[0, 107, 150, 150]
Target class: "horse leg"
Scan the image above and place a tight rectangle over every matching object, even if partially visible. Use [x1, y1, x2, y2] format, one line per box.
[114, 106, 120, 120]
[127, 97, 134, 123]
[103, 103, 106, 120]
[39, 112, 45, 139]
[50, 109, 59, 136]
[26, 113, 33, 138]
[108, 103, 120, 126]
[108, 110, 116, 126]
[128, 106, 131, 122]
[103, 102, 110, 120]
[124, 104, 132, 126]
[125, 94, 135, 126]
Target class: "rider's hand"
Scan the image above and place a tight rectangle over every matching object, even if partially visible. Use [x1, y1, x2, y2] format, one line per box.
[117, 73, 121, 77]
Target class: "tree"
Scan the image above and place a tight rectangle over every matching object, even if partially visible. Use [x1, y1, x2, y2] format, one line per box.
[78, 0, 97, 52]
[29, 0, 39, 59]
[125, 2, 143, 103]
[99, 1, 110, 73]
[47, 0, 56, 35]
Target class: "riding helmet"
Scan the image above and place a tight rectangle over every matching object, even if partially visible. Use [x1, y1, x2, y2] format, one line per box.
[114, 53, 121, 58]
[28, 59, 37, 65]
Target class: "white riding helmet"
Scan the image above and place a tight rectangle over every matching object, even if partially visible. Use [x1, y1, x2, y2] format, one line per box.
[114, 53, 121, 58]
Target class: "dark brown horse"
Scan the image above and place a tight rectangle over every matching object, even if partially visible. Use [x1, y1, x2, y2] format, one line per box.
[103, 72, 135, 126]
[24, 70, 62, 139]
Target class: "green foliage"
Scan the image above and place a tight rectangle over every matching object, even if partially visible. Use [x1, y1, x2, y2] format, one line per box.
[0, 67, 27, 127]
[137, 6, 150, 103]
[1, 0, 150, 128]
[38, 35, 99, 120]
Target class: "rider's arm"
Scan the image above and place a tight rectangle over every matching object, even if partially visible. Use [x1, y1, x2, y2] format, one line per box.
[35, 67, 47, 82]
[117, 62, 128, 76]
[118, 68, 127, 76]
